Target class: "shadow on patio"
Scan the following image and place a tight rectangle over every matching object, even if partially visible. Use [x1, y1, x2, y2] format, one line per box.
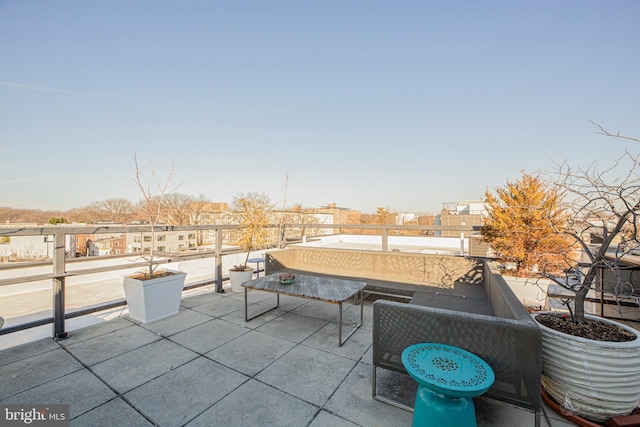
[0, 288, 575, 426]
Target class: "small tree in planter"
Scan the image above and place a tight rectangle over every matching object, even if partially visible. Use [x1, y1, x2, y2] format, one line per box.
[123, 155, 186, 324]
[131, 154, 182, 278]
[228, 192, 273, 291]
[526, 124, 640, 422]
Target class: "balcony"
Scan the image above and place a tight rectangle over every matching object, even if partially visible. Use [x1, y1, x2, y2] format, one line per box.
[0, 288, 579, 426]
[0, 224, 576, 425]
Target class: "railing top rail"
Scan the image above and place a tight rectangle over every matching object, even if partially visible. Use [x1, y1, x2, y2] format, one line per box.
[0, 224, 238, 236]
[0, 223, 476, 237]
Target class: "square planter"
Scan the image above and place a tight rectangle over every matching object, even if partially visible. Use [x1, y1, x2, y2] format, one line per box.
[123, 270, 186, 324]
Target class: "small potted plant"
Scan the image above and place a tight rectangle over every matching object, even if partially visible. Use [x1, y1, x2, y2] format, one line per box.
[122, 155, 186, 323]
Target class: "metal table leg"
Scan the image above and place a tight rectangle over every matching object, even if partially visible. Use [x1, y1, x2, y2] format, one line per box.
[338, 290, 364, 347]
[244, 287, 280, 321]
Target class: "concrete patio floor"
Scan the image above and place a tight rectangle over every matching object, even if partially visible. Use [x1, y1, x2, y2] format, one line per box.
[0, 287, 577, 426]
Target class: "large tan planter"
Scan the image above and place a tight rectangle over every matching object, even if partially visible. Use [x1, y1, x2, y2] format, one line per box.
[533, 312, 640, 422]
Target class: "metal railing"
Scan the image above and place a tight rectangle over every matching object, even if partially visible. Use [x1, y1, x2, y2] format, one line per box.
[0, 223, 474, 339]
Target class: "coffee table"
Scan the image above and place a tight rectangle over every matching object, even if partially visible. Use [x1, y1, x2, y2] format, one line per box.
[242, 273, 367, 346]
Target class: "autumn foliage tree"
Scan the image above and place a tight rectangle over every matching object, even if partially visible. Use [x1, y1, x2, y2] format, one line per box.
[230, 192, 273, 270]
[375, 207, 395, 225]
[481, 172, 575, 276]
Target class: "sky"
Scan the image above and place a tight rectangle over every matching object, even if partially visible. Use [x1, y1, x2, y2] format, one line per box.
[1, 1, 639, 214]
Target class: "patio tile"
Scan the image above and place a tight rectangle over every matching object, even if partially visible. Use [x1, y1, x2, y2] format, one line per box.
[1, 369, 117, 419]
[256, 312, 327, 344]
[169, 318, 249, 354]
[302, 321, 371, 361]
[136, 308, 213, 337]
[221, 304, 287, 328]
[0, 347, 83, 399]
[0, 337, 59, 367]
[187, 379, 317, 427]
[189, 296, 245, 317]
[180, 291, 228, 309]
[91, 339, 199, 393]
[255, 294, 308, 311]
[373, 366, 416, 408]
[256, 345, 357, 407]
[361, 345, 373, 366]
[124, 356, 247, 427]
[70, 397, 153, 427]
[291, 300, 340, 321]
[61, 324, 161, 366]
[341, 300, 374, 331]
[60, 317, 134, 345]
[205, 330, 296, 377]
[309, 411, 360, 427]
[227, 289, 276, 304]
[325, 362, 413, 427]
[475, 396, 543, 427]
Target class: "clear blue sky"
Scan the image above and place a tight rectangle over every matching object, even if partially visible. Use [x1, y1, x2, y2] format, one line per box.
[1, 1, 638, 214]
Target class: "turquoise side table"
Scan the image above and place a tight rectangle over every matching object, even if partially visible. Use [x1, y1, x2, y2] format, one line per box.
[401, 343, 495, 427]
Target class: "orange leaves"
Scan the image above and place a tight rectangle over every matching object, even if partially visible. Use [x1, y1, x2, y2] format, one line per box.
[482, 172, 576, 275]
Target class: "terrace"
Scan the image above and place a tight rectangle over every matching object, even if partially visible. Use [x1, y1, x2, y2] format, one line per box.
[0, 224, 578, 426]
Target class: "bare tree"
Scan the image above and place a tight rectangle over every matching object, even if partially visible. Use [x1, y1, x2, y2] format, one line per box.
[163, 193, 194, 225]
[133, 154, 181, 277]
[101, 198, 135, 223]
[542, 123, 640, 323]
[278, 172, 289, 248]
[184, 194, 212, 245]
[288, 204, 326, 238]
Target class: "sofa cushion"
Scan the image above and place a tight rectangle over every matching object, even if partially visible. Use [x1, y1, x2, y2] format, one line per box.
[409, 282, 494, 316]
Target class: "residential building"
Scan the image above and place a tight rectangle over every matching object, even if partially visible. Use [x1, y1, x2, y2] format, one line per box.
[126, 229, 198, 254]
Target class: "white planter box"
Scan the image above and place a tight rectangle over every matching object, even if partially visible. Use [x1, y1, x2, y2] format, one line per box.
[533, 312, 640, 422]
[123, 270, 186, 324]
[229, 269, 254, 292]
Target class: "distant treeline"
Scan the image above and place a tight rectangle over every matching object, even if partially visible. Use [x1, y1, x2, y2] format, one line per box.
[0, 207, 68, 225]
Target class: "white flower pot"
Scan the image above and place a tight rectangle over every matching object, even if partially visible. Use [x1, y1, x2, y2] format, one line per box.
[123, 270, 186, 324]
[533, 312, 640, 422]
[229, 269, 254, 292]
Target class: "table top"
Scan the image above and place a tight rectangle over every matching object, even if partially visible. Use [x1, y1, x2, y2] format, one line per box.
[401, 343, 495, 398]
[247, 257, 265, 263]
[242, 273, 366, 304]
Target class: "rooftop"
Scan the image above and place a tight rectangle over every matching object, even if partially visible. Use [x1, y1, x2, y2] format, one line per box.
[1, 287, 577, 426]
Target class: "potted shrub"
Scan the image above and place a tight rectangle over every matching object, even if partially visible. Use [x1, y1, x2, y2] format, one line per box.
[228, 193, 272, 292]
[485, 124, 640, 423]
[122, 155, 186, 324]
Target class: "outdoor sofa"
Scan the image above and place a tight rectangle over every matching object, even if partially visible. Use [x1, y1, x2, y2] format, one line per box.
[372, 261, 542, 426]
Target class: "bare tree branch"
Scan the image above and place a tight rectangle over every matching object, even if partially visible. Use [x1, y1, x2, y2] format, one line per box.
[590, 120, 640, 143]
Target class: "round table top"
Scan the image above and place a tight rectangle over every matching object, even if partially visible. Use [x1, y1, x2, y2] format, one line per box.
[401, 343, 495, 398]
[247, 257, 265, 263]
